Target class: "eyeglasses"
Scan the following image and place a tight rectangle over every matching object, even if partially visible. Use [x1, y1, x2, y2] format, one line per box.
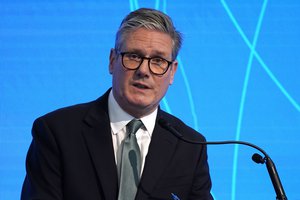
[117, 51, 173, 75]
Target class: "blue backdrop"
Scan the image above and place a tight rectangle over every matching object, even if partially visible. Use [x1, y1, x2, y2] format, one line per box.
[1, 0, 299, 199]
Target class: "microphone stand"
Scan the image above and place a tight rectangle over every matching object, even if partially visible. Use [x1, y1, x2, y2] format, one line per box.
[252, 152, 287, 200]
[204, 141, 287, 200]
[206, 141, 287, 200]
[158, 118, 288, 199]
[265, 157, 287, 200]
[196, 141, 288, 200]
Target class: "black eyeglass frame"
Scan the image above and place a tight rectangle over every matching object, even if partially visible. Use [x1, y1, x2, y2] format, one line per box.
[117, 51, 174, 75]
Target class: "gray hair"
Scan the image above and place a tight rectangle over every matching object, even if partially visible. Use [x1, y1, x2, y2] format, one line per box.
[115, 8, 182, 60]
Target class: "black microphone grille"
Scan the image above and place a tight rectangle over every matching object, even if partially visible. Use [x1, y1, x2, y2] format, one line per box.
[252, 153, 265, 164]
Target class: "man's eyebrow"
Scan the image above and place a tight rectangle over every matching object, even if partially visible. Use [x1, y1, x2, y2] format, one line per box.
[126, 49, 144, 55]
[126, 49, 170, 58]
[151, 50, 169, 57]
[150, 51, 173, 61]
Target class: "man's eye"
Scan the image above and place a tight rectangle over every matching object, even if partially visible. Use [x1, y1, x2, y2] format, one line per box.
[127, 54, 141, 60]
[151, 58, 164, 65]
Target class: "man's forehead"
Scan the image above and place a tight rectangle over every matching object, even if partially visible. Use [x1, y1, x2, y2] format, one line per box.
[122, 28, 173, 57]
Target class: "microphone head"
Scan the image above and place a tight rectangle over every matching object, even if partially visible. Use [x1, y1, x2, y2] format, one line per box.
[252, 153, 265, 164]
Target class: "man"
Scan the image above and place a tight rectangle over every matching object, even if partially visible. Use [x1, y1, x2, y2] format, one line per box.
[21, 8, 213, 200]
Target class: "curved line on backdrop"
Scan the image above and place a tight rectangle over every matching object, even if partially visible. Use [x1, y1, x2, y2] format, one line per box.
[162, 97, 172, 114]
[155, 0, 167, 13]
[221, 0, 300, 113]
[177, 56, 199, 131]
[129, 0, 139, 11]
[221, 1, 271, 200]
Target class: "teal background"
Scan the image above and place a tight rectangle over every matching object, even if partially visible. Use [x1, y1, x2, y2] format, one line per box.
[1, 0, 299, 199]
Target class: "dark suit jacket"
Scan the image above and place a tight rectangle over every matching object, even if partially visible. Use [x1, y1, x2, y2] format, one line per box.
[21, 90, 213, 200]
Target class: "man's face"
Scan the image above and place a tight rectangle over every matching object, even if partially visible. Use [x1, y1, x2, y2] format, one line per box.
[109, 28, 178, 118]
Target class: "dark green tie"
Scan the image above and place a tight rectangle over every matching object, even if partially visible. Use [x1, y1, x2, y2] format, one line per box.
[118, 119, 143, 200]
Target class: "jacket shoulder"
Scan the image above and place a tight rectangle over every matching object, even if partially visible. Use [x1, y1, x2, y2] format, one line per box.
[39, 100, 95, 122]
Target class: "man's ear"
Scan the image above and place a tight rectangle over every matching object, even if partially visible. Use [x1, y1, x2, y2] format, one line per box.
[109, 48, 116, 74]
[169, 60, 178, 85]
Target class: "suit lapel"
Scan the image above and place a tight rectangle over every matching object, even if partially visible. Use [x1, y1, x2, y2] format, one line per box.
[137, 112, 178, 198]
[81, 91, 118, 200]
[80, 93, 178, 199]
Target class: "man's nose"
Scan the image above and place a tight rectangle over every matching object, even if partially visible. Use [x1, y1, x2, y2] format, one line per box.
[136, 58, 150, 76]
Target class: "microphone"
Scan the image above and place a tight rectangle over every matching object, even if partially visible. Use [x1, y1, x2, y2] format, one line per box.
[252, 153, 265, 164]
[158, 118, 288, 200]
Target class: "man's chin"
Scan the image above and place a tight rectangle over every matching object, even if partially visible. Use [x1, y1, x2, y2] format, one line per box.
[129, 101, 151, 109]
[127, 99, 156, 113]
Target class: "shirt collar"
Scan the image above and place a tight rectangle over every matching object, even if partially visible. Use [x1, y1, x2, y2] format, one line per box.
[108, 90, 157, 136]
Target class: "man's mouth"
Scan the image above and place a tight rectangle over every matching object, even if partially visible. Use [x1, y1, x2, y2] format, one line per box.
[133, 82, 149, 89]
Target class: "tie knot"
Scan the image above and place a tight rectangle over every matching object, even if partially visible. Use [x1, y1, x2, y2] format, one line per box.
[126, 119, 143, 135]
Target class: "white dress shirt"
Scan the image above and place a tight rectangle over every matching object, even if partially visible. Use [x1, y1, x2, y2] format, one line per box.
[108, 91, 157, 178]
